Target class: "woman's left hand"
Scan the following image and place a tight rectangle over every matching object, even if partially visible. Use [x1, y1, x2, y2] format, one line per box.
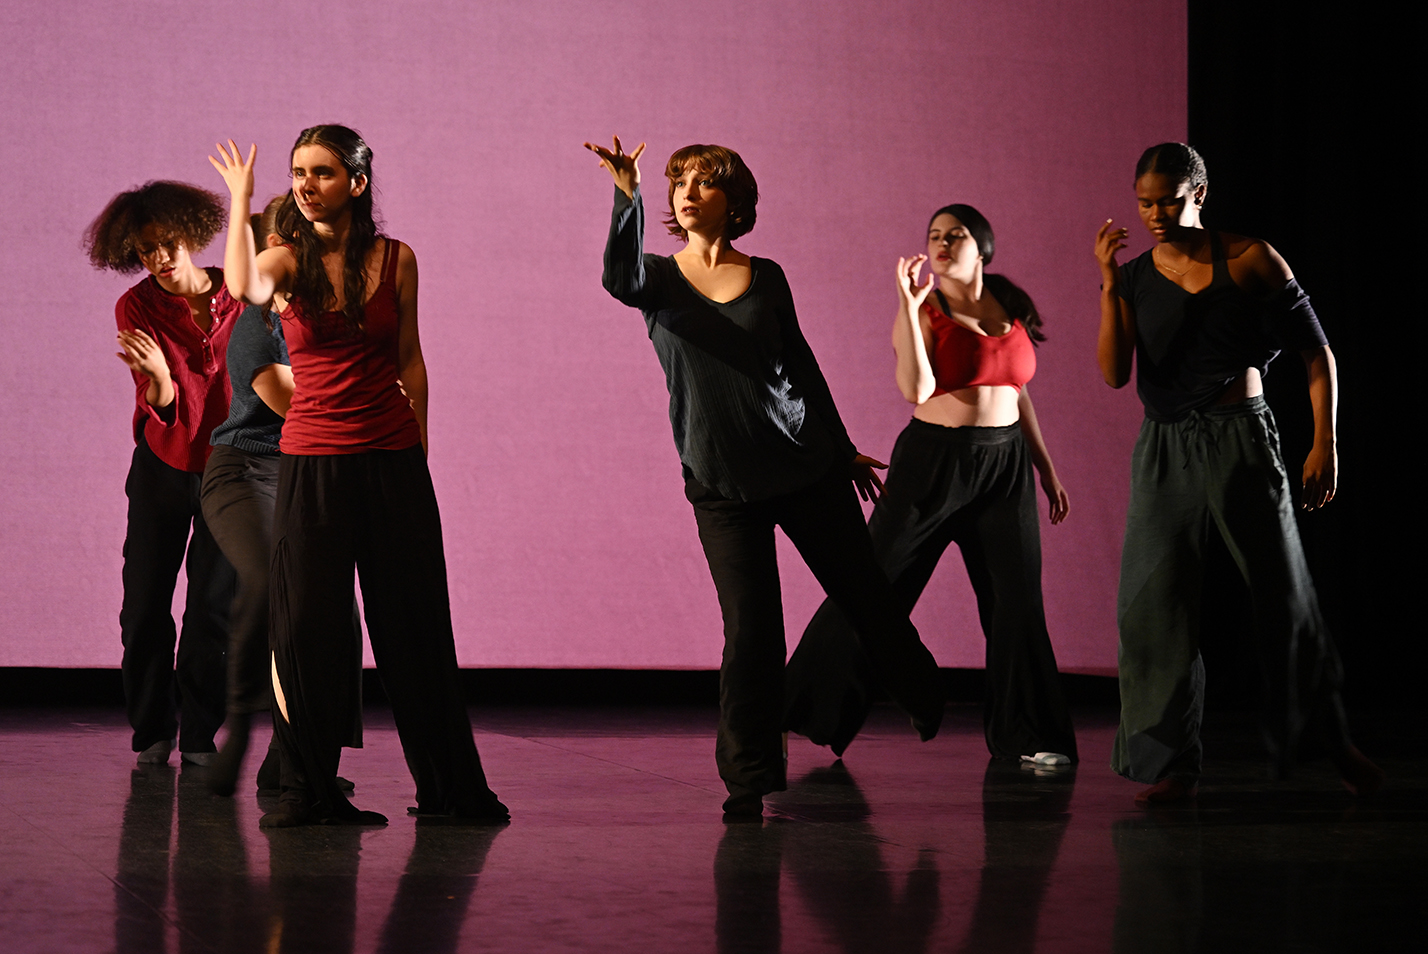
[1301, 445, 1337, 510]
[850, 454, 887, 502]
[1040, 472, 1070, 525]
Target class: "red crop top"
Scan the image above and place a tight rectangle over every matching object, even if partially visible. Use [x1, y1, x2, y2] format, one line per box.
[926, 302, 1037, 396]
[279, 237, 422, 455]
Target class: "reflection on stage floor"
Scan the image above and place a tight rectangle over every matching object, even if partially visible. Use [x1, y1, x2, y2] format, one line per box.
[0, 704, 1420, 953]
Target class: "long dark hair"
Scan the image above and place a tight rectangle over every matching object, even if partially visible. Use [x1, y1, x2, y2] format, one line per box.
[928, 204, 1045, 343]
[276, 124, 381, 333]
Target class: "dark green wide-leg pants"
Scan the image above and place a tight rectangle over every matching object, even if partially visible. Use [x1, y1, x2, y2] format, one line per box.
[1112, 397, 1350, 784]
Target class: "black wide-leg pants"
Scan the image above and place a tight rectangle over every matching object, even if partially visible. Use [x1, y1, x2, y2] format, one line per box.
[686, 462, 945, 801]
[1112, 397, 1350, 783]
[785, 420, 1076, 760]
[200, 444, 363, 742]
[119, 435, 234, 753]
[269, 446, 501, 819]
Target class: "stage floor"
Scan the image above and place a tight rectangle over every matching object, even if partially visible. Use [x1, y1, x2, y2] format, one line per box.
[0, 704, 1421, 953]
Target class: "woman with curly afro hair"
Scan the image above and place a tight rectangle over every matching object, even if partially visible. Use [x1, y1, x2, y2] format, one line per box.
[85, 179, 241, 767]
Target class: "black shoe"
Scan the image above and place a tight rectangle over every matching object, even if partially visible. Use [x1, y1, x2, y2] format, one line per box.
[255, 743, 280, 792]
[721, 792, 764, 821]
[407, 795, 510, 824]
[207, 716, 252, 797]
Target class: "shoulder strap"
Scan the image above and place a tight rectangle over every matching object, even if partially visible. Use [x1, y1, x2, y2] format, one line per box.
[379, 237, 400, 285]
[933, 289, 952, 318]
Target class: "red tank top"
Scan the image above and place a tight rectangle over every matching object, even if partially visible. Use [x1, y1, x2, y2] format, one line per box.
[279, 238, 422, 455]
[926, 301, 1036, 396]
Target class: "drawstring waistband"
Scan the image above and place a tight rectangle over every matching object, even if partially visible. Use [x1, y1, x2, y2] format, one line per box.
[1145, 396, 1267, 468]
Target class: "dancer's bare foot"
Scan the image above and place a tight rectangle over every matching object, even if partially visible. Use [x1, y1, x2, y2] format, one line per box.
[1332, 745, 1385, 797]
[1135, 776, 1198, 805]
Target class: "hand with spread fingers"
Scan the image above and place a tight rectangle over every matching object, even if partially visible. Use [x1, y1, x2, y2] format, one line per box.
[850, 454, 887, 503]
[583, 135, 645, 199]
[208, 139, 257, 202]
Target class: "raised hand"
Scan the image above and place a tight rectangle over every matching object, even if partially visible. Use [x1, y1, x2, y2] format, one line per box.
[896, 255, 935, 312]
[208, 139, 256, 201]
[1095, 219, 1129, 274]
[583, 135, 645, 199]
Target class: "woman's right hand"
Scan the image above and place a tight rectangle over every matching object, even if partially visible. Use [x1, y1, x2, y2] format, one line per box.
[583, 135, 644, 199]
[896, 255, 935, 313]
[208, 139, 256, 201]
[1095, 219, 1128, 274]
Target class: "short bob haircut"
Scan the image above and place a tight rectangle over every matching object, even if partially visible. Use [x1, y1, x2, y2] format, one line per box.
[663, 144, 758, 241]
[84, 181, 225, 273]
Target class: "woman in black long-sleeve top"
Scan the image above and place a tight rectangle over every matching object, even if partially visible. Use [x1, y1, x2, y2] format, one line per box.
[586, 135, 945, 818]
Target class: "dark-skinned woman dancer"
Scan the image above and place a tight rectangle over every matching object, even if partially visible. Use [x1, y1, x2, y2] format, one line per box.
[785, 204, 1077, 766]
[586, 135, 945, 819]
[212, 126, 507, 826]
[1095, 142, 1382, 804]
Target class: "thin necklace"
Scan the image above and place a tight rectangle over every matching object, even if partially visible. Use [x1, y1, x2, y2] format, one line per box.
[1154, 244, 1201, 275]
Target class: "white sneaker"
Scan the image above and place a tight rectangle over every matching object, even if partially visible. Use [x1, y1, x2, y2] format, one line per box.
[1021, 752, 1071, 766]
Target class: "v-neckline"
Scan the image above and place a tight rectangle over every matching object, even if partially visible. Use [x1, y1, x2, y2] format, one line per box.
[675, 257, 757, 306]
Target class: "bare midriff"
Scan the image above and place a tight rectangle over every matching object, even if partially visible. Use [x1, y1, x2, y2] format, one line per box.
[1213, 367, 1263, 404]
[912, 385, 1021, 428]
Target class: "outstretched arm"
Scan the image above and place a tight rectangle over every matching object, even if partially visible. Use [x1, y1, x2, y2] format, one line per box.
[891, 255, 939, 404]
[209, 140, 291, 305]
[1095, 219, 1135, 388]
[1301, 345, 1337, 510]
[1017, 387, 1069, 524]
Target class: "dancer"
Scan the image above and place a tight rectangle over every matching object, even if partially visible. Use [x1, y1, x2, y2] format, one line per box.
[200, 196, 364, 796]
[211, 125, 507, 826]
[86, 181, 240, 766]
[1094, 142, 1382, 804]
[586, 135, 945, 818]
[785, 205, 1077, 765]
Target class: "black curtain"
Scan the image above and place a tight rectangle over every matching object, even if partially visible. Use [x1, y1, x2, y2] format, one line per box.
[1187, 2, 1418, 710]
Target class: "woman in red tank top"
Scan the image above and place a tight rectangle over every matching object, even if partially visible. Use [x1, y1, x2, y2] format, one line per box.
[209, 126, 507, 827]
[786, 204, 1078, 764]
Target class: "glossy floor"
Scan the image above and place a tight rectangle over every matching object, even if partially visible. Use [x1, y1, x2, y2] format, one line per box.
[0, 705, 1421, 953]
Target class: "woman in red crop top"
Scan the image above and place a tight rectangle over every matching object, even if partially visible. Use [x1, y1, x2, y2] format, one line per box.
[85, 180, 239, 768]
[210, 126, 507, 827]
[786, 204, 1078, 764]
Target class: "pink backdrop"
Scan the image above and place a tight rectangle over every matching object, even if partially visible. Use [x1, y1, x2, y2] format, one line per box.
[0, 0, 1183, 671]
